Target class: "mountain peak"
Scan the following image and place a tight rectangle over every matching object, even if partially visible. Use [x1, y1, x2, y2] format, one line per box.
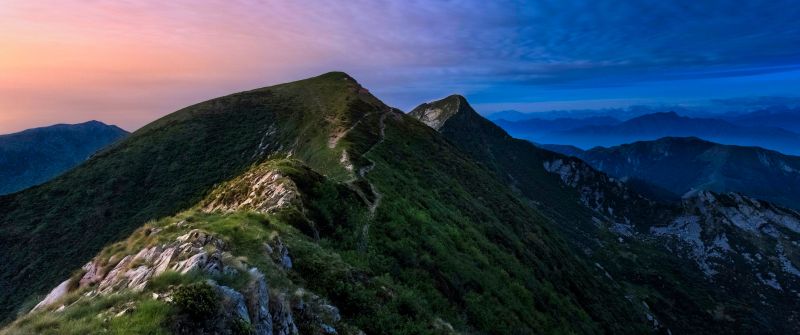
[315, 71, 356, 82]
[408, 94, 476, 130]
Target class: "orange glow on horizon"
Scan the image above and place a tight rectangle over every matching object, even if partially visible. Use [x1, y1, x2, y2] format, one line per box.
[0, 1, 345, 133]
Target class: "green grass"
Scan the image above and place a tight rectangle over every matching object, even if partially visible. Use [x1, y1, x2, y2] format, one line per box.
[3, 293, 172, 335]
[0, 72, 372, 323]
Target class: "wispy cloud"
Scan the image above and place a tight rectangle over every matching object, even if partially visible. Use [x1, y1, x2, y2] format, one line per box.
[1, 0, 799, 132]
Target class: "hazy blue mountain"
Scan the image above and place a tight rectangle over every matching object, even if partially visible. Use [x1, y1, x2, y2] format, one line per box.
[537, 143, 586, 157]
[0, 121, 128, 195]
[487, 105, 707, 122]
[551, 137, 800, 210]
[540, 112, 800, 155]
[485, 109, 531, 121]
[494, 116, 620, 137]
[727, 106, 800, 133]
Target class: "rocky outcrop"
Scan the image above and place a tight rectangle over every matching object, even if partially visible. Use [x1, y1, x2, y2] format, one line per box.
[651, 191, 800, 284]
[682, 190, 800, 235]
[543, 158, 655, 227]
[30, 225, 349, 334]
[545, 156, 800, 296]
[266, 236, 293, 270]
[408, 95, 467, 130]
[32, 229, 230, 310]
[216, 284, 251, 323]
[203, 166, 301, 214]
[270, 292, 299, 335]
[97, 229, 229, 294]
[31, 279, 72, 312]
[244, 269, 273, 335]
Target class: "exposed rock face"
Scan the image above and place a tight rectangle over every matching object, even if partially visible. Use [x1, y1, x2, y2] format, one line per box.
[651, 191, 800, 283]
[31, 279, 71, 312]
[544, 158, 800, 295]
[543, 158, 655, 225]
[203, 167, 301, 214]
[408, 95, 467, 130]
[271, 292, 299, 335]
[78, 261, 105, 288]
[543, 159, 584, 188]
[682, 190, 800, 235]
[30, 225, 347, 334]
[216, 284, 251, 323]
[32, 229, 229, 310]
[292, 288, 341, 335]
[95, 229, 228, 294]
[266, 236, 293, 270]
[244, 269, 273, 335]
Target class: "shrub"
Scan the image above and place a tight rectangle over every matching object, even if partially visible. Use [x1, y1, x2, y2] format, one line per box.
[173, 282, 218, 319]
[230, 317, 254, 335]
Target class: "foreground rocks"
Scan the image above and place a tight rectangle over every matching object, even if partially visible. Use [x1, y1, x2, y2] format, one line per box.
[29, 227, 347, 334]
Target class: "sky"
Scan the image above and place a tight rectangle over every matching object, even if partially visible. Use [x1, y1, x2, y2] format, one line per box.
[1, 0, 800, 133]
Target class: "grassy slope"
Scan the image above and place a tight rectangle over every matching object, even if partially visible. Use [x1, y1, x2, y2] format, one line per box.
[0, 72, 370, 322]
[357, 111, 648, 334]
[4, 152, 648, 334]
[412, 96, 786, 334]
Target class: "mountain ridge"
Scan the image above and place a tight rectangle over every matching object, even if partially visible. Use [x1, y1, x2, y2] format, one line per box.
[547, 111, 800, 154]
[0, 120, 128, 195]
[547, 136, 800, 210]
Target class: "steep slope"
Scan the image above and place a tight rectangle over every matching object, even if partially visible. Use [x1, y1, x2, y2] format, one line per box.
[411, 96, 800, 334]
[410, 96, 668, 246]
[560, 137, 800, 210]
[0, 121, 128, 195]
[543, 111, 800, 155]
[1, 73, 650, 334]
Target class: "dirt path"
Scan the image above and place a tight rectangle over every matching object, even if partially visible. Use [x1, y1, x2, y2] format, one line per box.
[329, 111, 373, 149]
[341, 110, 387, 251]
[359, 112, 386, 216]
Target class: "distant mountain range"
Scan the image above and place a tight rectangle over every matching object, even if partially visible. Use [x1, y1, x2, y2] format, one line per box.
[0, 121, 127, 195]
[493, 116, 620, 136]
[487, 105, 707, 122]
[726, 107, 800, 133]
[498, 111, 800, 155]
[543, 137, 800, 210]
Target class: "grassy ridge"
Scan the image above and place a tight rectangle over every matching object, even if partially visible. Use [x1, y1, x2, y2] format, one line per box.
[0, 72, 367, 322]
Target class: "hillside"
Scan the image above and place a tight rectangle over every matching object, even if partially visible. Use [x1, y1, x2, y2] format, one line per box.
[411, 96, 800, 334]
[549, 137, 800, 210]
[0, 73, 650, 334]
[0, 121, 128, 195]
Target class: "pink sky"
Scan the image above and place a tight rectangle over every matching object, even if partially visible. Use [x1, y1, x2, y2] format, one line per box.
[0, 1, 440, 133]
